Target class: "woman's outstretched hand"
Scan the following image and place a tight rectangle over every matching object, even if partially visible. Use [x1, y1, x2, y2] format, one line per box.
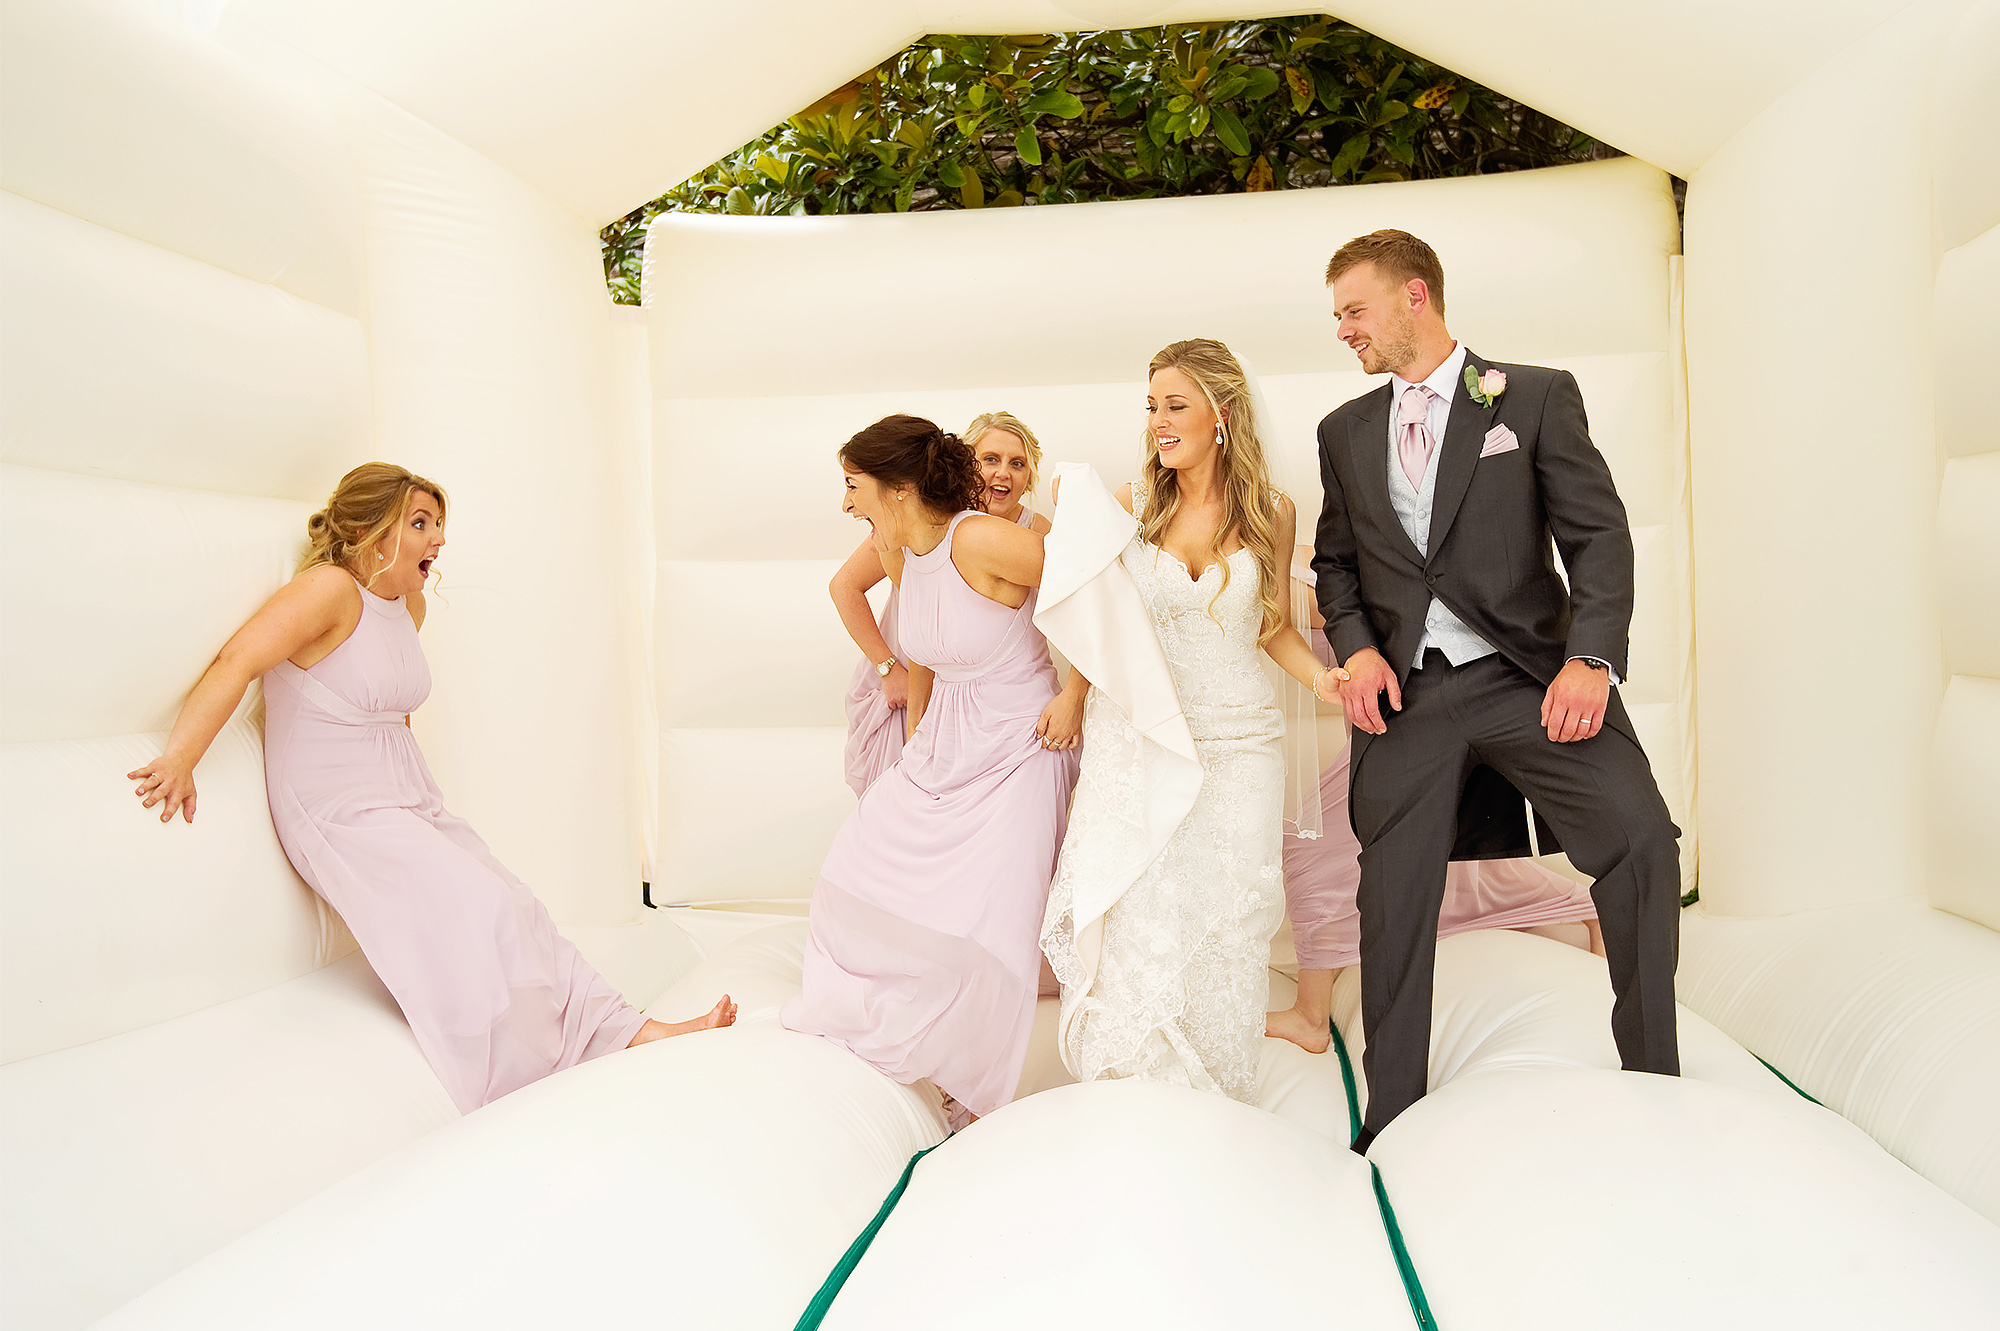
[127, 755, 197, 824]
[1037, 688, 1085, 751]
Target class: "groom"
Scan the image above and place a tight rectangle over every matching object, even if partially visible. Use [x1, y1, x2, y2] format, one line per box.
[1311, 230, 1681, 1148]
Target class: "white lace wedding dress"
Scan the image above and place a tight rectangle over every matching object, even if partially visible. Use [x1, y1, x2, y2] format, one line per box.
[1040, 479, 1287, 1103]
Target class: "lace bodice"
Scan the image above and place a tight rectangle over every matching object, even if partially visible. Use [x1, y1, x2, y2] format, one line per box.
[1040, 476, 1287, 1104]
[1123, 481, 1279, 730]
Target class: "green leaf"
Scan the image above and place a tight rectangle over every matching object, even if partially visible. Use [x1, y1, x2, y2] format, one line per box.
[724, 186, 754, 215]
[1189, 103, 1210, 137]
[959, 170, 985, 209]
[938, 159, 965, 189]
[895, 178, 915, 212]
[1015, 126, 1044, 166]
[1284, 66, 1313, 114]
[1330, 131, 1370, 178]
[1241, 66, 1280, 100]
[1211, 105, 1250, 156]
[992, 188, 1024, 207]
[1024, 89, 1085, 119]
[1381, 100, 1410, 122]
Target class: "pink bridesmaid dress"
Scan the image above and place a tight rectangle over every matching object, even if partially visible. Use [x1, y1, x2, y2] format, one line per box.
[841, 587, 904, 796]
[843, 504, 1037, 797]
[262, 579, 647, 1113]
[785, 511, 1080, 1117]
[1284, 624, 1599, 970]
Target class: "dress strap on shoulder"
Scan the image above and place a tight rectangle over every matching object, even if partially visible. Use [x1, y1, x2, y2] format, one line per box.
[1130, 477, 1148, 511]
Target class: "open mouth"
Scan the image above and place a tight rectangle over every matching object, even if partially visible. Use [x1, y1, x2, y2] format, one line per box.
[418, 558, 434, 576]
[1156, 433, 1182, 453]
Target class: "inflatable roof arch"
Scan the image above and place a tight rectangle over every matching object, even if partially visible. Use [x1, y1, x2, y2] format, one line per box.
[1, 0, 1996, 1327]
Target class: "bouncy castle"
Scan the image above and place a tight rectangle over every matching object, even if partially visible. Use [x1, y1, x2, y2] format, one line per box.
[1, 0, 1996, 1326]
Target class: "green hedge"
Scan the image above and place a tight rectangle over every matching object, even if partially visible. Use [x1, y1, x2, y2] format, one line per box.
[602, 16, 1617, 303]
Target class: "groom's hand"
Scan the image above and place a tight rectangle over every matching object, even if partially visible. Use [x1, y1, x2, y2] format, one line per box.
[1338, 647, 1401, 735]
[1541, 659, 1610, 743]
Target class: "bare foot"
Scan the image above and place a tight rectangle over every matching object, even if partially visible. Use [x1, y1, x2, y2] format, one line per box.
[1265, 1004, 1332, 1054]
[627, 995, 737, 1047]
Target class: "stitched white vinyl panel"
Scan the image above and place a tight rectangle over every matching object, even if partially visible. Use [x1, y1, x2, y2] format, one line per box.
[0, 0, 363, 314]
[0, 192, 370, 498]
[656, 560, 852, 730]
[1930, 675, 2000, 932]
[0, 467, 309, 744]
[0, 720, 354, 1066]
[656, 726, 856, 903]
[0, 953, 454, 1331]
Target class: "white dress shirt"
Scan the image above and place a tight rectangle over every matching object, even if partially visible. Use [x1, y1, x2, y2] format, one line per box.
[1387, 344, 1498, 671]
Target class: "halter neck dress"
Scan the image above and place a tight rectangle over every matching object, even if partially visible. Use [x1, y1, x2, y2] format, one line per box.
[787, 511, 1079, 1116]
[843, 501, 1039, 797]
[261, 578, 646, 1113]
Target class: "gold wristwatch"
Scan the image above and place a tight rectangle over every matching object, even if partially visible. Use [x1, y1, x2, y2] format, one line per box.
[875, 655, 897, 678]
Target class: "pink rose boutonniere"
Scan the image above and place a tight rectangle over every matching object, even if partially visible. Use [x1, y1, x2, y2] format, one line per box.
[1465, 365, 1507, 408]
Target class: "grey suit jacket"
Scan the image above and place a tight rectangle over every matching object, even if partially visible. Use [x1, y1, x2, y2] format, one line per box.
[1312, 351, 1639, 857]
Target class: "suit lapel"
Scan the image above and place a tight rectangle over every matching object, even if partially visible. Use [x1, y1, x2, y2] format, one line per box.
[1347, 385, 1425, 568]
[1425, 349, 1497, 562]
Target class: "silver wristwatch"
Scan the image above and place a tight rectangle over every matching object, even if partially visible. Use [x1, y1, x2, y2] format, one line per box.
[874, 655, 897, 678]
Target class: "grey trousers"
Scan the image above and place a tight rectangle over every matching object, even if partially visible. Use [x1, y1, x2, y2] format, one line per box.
[1351, 651, 1681, 1135]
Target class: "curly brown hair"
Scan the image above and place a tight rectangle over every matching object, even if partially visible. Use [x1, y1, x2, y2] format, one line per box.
[839, 414, 984, 517]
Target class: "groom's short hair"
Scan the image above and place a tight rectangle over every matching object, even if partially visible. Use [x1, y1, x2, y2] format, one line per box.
[1325, 230, 1446, 315]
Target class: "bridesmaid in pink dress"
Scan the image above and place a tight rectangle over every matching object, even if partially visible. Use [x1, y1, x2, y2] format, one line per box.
[785, 417, 1081, 1124]
[128, 463, 735, 1112]
[831, 410, 1058, 796]
[1266, 546, 1601, 1054]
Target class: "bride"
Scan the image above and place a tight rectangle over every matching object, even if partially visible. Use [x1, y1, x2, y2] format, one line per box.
[1038, 338, 1343, 1103]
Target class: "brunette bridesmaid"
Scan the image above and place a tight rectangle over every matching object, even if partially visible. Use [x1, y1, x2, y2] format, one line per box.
[785, 417, 1080, 1127]
[831, 411, 1052, 795]
[129, 463, 735, 1112]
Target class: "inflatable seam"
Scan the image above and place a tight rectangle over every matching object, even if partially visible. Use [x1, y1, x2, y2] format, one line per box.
[794, 1141, 942, 1330]
[1332, 1020, 1439, 1330]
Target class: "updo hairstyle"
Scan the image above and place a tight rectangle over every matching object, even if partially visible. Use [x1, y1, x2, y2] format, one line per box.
[301, 462, 448, 586]
[838, 414, 984, 517]
[963, 410, 1044, 496]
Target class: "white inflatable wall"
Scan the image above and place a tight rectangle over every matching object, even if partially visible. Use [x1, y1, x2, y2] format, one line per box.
[1, 0, 1995, 1327]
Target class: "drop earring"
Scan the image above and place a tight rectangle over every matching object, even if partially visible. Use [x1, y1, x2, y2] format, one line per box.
[1214, 423, 1225, 446]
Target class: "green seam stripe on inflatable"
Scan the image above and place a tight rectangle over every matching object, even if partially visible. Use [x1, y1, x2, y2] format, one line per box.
[1754, 1054, 1825, 1106]
[1330, 1020, 1440, 1331]
[794, 1140, 941, 1331]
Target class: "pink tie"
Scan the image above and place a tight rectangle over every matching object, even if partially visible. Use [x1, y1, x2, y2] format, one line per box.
[1397, 384, 1435, 490]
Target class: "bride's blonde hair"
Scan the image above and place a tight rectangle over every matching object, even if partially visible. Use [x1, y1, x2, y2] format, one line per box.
[300, 462, 447, 589]
[1140, 339, 1287, 646]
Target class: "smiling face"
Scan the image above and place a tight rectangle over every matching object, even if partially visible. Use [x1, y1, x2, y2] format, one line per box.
[975, 429, 1033, 515]
[361, 491, 445, 598]
[1147, 366, 1227, 472]
[842, 467, 897, 546]
[1330, 261, 1424, 377]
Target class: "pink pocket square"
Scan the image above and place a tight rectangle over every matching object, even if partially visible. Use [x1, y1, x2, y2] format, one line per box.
[1480, 424, 1520, 458]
